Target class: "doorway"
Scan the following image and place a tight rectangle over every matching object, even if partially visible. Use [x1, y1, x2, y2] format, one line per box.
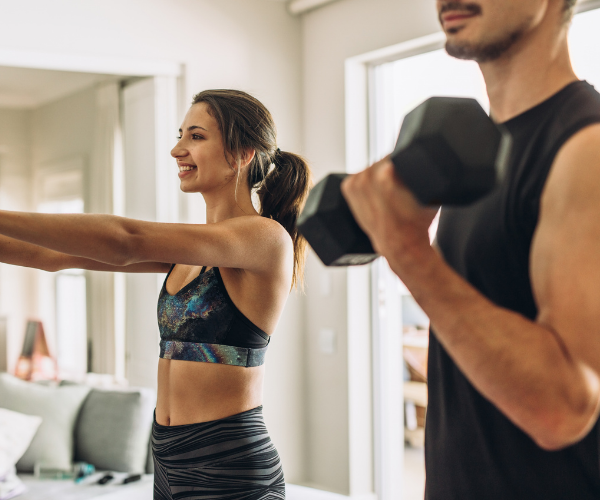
[0, 50, 182, 389]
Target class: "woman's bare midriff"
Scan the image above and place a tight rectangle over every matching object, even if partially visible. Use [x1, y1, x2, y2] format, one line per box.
[155, 358, 265, 426]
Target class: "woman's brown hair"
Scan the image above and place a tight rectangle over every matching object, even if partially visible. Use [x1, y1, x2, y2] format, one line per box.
[192, 89, 313, 289]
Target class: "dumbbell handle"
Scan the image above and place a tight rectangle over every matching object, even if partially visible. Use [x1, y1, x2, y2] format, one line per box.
[297, 173, 376, 266]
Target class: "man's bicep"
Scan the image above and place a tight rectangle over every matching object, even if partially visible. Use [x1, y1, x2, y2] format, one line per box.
[531, 124, 600, 372]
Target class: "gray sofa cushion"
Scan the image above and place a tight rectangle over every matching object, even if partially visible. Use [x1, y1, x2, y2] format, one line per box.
[74, 387, 155, 473]
[0, 373, 91, 472]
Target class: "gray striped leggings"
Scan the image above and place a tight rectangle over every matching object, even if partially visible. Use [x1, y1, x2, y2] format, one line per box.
[152, 406, 285, 499]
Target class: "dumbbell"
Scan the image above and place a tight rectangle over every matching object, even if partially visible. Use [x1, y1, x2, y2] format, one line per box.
[297, 97, 512, 266]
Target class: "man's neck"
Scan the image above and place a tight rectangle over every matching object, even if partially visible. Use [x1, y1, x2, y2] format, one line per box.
[480, 25, 578, 123]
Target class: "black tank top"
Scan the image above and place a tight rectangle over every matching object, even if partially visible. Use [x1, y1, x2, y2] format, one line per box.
[427, 81, 600, 499]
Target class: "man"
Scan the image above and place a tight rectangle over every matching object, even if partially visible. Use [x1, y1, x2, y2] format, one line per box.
[342, 1, 600, 498]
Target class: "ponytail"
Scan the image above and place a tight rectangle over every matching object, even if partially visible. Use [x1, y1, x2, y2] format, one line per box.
[256, 150, 313, 289]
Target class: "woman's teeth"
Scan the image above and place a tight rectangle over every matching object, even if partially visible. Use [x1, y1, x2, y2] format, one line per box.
[179, 166, 196, 172]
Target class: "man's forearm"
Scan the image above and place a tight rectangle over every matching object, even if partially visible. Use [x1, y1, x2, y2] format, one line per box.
[386, 245, 600, 449]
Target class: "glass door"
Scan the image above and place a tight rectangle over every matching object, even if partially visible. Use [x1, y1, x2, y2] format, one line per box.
[369, 47, 486, 500]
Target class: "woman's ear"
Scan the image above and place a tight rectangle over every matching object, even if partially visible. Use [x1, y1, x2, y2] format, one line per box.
[239, 148, 256, 169]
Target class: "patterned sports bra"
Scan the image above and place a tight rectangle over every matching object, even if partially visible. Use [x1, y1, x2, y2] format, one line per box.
[157, 265, 270, 367]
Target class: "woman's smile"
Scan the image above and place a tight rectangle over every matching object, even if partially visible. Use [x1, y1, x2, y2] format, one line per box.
[178, 162, 197, 178]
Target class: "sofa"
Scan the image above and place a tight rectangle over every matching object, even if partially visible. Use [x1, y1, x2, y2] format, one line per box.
[0, 373, 348, 500]
[0, 373, 155, 500]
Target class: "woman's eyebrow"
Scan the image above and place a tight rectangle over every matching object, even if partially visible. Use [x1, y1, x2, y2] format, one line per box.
[178, 125, 209, 133]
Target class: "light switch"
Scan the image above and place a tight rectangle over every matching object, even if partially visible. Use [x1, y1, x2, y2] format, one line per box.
[319, 328, 336, 354]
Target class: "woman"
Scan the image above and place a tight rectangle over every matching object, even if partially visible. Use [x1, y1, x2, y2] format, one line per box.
[0, 89, 312, 499]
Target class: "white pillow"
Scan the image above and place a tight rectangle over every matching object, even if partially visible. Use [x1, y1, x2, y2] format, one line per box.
[0, 373, 91, 472]
[0, 408, 42, 478]
[0, 467, 25, 500]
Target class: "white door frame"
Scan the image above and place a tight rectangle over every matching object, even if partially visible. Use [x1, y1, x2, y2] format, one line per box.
[0, 48, 181, 78]
[345, 32, 445, 500]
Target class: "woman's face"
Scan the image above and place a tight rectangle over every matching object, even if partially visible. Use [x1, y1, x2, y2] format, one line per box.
[171, 102, 235, 194]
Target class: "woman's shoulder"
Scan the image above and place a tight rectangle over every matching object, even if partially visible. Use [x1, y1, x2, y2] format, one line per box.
[228, 215, 292, 246]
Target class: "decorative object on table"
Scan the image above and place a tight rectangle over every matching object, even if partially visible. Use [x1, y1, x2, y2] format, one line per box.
[97, 473, 114, 485]
[123, 474, 142, 484]
[14, 321, 57, 382]
[32, 463, 75, 481]
[73, 463, 95, 484]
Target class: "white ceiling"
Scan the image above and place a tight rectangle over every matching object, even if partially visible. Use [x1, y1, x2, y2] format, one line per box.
[0, 0, 341, 111]
[0, 65, 118, 109]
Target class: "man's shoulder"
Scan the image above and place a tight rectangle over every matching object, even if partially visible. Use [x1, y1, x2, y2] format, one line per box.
[550, 81, 600, 130]
[519, 81, 600, 170]
[546, 122, 600, 201]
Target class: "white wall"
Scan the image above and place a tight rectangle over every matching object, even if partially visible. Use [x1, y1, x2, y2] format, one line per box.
[0, 0, 307, 484]
[0, 0, 445, 491]
[31, 88, 96, 168]
[301, 0, 440, 495]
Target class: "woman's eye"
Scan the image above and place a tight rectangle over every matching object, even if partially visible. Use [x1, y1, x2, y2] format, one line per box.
[175, 134, 203, 141]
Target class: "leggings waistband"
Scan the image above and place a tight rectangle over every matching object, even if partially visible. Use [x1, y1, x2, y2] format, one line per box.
[153, 405, 264, 430]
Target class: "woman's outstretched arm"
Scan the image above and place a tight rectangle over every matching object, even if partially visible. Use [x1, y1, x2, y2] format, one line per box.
[0, 233, 171, 273]
[0, 211, 290, 273]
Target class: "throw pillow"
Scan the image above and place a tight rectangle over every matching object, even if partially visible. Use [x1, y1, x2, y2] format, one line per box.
[0, 468, 25, 500]
[0, 408, 42, 478]
[0, 373, 91, 472]
[74, 387, 155, 473]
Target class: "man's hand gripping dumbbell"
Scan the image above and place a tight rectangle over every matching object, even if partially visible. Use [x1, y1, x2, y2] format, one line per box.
[297, 97, 512, 266]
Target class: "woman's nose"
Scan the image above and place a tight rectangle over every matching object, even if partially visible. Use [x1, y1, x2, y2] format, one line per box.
[171, 143, 186, 158]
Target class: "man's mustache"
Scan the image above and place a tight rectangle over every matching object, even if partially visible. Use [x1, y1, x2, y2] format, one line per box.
[439, 2, 482, 16]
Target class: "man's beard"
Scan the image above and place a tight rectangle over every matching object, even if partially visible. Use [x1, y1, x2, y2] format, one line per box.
[439, 2, 530, 63]
[445, 30, 526, 63]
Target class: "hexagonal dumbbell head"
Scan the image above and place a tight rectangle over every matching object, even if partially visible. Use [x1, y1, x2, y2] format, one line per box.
[392, 97, 511, 206]
[297, 173, 377, 266]
[298, 97, 512, 267]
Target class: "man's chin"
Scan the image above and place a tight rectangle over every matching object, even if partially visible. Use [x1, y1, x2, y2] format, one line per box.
[444, 30, 481, 62]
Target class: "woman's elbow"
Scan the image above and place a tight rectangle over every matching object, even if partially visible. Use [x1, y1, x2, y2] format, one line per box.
[111, 229, 146, 266]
